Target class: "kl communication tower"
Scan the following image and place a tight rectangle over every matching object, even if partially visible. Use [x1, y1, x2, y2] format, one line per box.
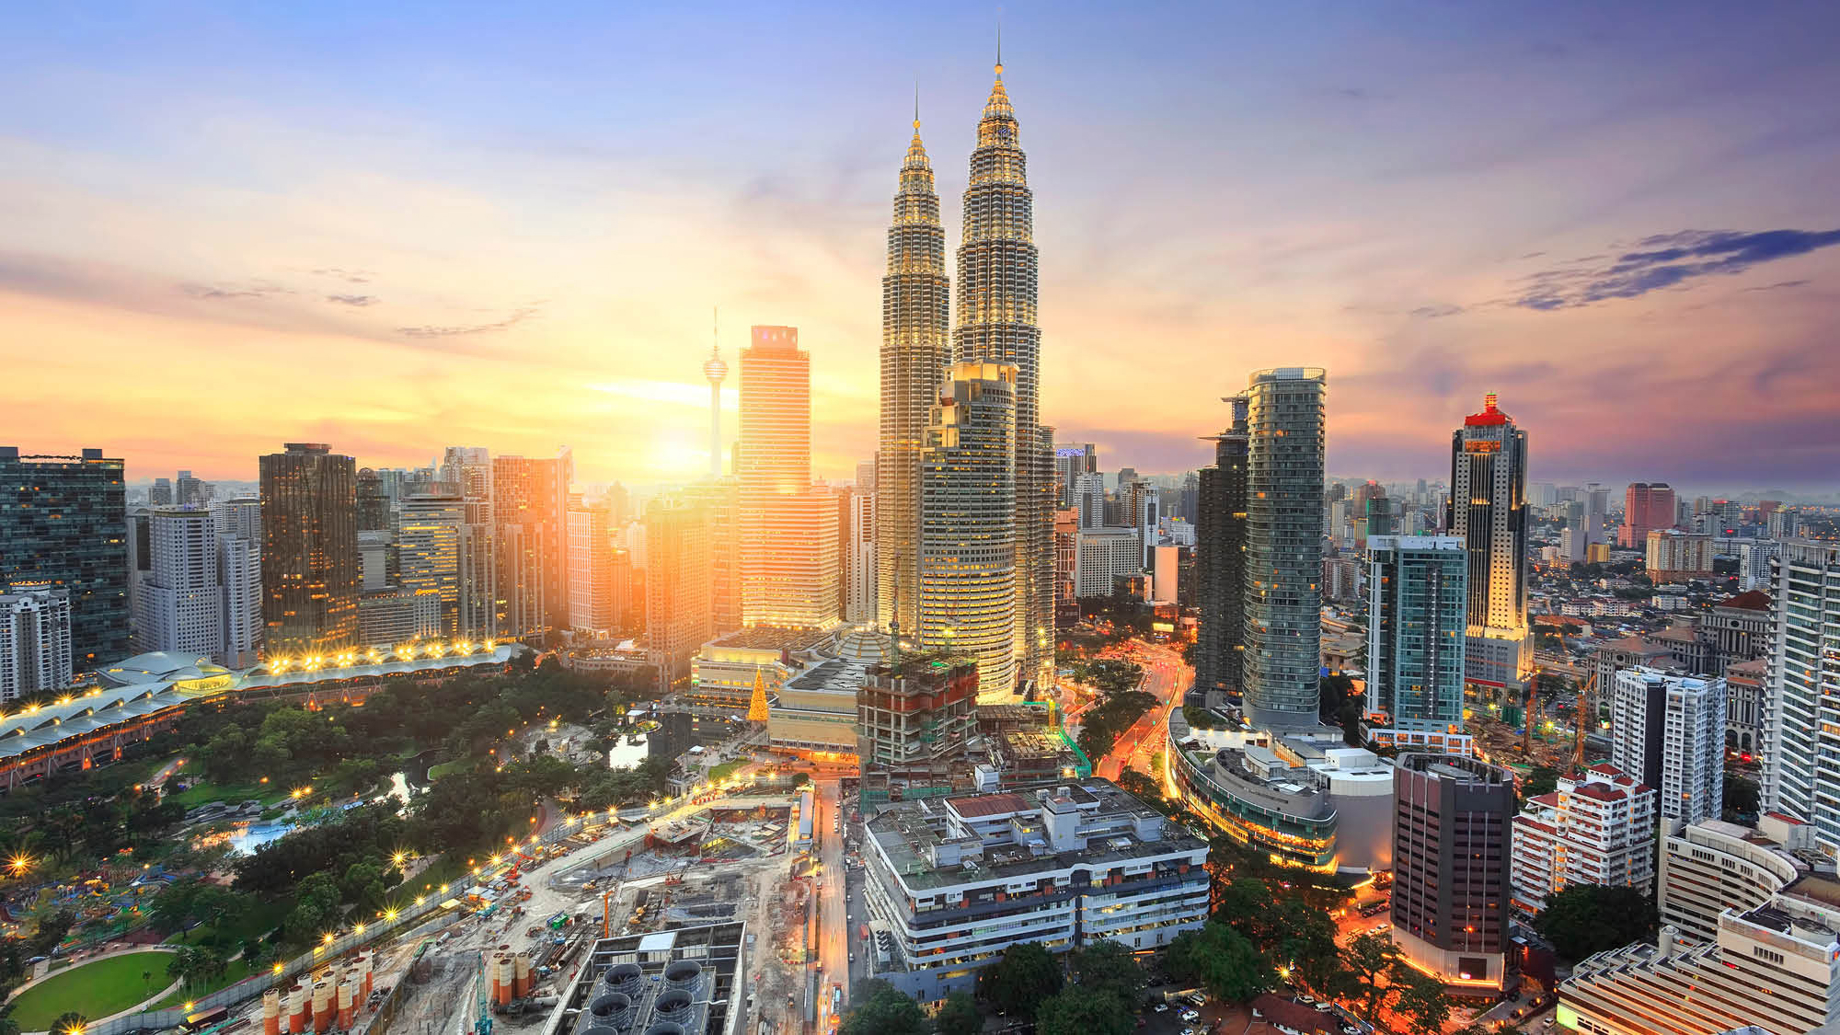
[703, 308, 728, 478]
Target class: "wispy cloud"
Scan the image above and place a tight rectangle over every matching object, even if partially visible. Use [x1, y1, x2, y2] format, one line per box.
[1409, 304, 1465, 319]
[396, 306, 539, 338]
[181, 279, 291, 301]
[1514, 229, 1840, 310]
[308, 267, 375, 284]
[326, 293, 379, 306]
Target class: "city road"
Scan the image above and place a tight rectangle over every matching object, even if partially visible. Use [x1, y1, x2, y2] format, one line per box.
[1096, 642, 1191, 781]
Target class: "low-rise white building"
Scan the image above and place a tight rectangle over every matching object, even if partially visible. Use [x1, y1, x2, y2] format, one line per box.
[1658, 815, 1818, 945]
[1510, 764, 1657, 921]
[1561, 884, 1840, 1035]
[860, 781, 1209, 1003]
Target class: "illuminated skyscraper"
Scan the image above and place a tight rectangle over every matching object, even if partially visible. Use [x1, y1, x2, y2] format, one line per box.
[684, 477, 742, 635]
[1448, 394, 1532, 693]
[1365, 535, 1467, 735]
[260, 443, 359, 656]
[954, 54, 1052, 690]
[919, 361, 1017, 701]
[1, 446, 129, 669]
[1242, 369, 1326, 730]
[877, 100, 950, 645]
[738, 326, 839, 629]
[397, 493, 464, 636]
[492, 449, 571, 638]
[644, 493, 713, 691]
[439, 447, 496, 640]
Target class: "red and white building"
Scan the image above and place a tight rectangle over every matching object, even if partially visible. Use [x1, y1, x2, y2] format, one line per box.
[1510, 763, 1658, 920]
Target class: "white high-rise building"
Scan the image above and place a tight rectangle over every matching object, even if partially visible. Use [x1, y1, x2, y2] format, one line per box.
[919, 361, 1017, 701]
[1584, 483, 1611, 545]
[1762, 540, 1840, 850]
[215, 495, 262, 543]
[1612, 667, 1725, 828]
[1137, 492, 1161, 569]
[1510, 764, 1657, 921]
[1074, 472, 1106, 531]
[738, 325, 840, 629]
[567, 502, 624, 634]
[218, 535, 262, 668]
[1075, 527, 1142, 599]
[1, 589, 72, 703]
[137, 507, 224, 660]
[441, 447, 497, 642]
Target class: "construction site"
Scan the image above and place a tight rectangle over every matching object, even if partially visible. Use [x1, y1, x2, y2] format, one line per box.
[162, 781, 824, 1035]
[1469, 667, 1613, 776]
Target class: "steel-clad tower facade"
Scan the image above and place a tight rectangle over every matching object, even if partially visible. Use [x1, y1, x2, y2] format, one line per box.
[1242, 369, 1327, 730]
[877, 105, 950, 646]
[954, 57, 1052, 694]
[919, 361, 1018, 700]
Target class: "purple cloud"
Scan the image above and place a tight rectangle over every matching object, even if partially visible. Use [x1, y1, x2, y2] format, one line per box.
[1515, 228, 1840, 310]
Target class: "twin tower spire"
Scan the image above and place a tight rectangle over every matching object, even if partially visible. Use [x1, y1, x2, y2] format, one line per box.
[875, 56, 1051, 702]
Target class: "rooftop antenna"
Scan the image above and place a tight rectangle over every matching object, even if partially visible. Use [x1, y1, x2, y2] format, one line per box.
[996, 12, 1004, 76]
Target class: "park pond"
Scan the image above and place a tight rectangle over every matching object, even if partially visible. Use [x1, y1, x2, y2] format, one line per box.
[216, 765, 423, 855]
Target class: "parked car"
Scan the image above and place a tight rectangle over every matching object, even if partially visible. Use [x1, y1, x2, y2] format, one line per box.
[1180, 1009, 1200, 1021]
[1153, 1004, 1169, 1013]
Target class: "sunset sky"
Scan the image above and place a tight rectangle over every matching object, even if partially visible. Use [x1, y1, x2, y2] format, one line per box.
[5, 2, 1838, 494]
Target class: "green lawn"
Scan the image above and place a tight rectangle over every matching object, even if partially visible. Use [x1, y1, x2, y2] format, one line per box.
[426, 758, 474, 781]
[166, 779, 290, 809]
[4, 949, 175, 1030]
[401, 853, 470, 900]
[707, 760, 743, 783]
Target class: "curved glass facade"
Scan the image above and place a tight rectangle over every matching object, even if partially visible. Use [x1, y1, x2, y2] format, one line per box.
[1166, 729, 1339, 872]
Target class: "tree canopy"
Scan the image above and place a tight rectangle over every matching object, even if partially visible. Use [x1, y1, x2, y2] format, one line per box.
[1535, 885, 1657, 962]
[1035, 986, 1134, 1035]
[933, 992, 983, 1035]
[837, 984, 928, 1035]
[978, 942, 1064, 1018]
[1165, 922, 1275, 1004]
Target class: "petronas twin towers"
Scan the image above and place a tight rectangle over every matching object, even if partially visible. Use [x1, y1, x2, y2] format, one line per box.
[876, 57, 1053, 701]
